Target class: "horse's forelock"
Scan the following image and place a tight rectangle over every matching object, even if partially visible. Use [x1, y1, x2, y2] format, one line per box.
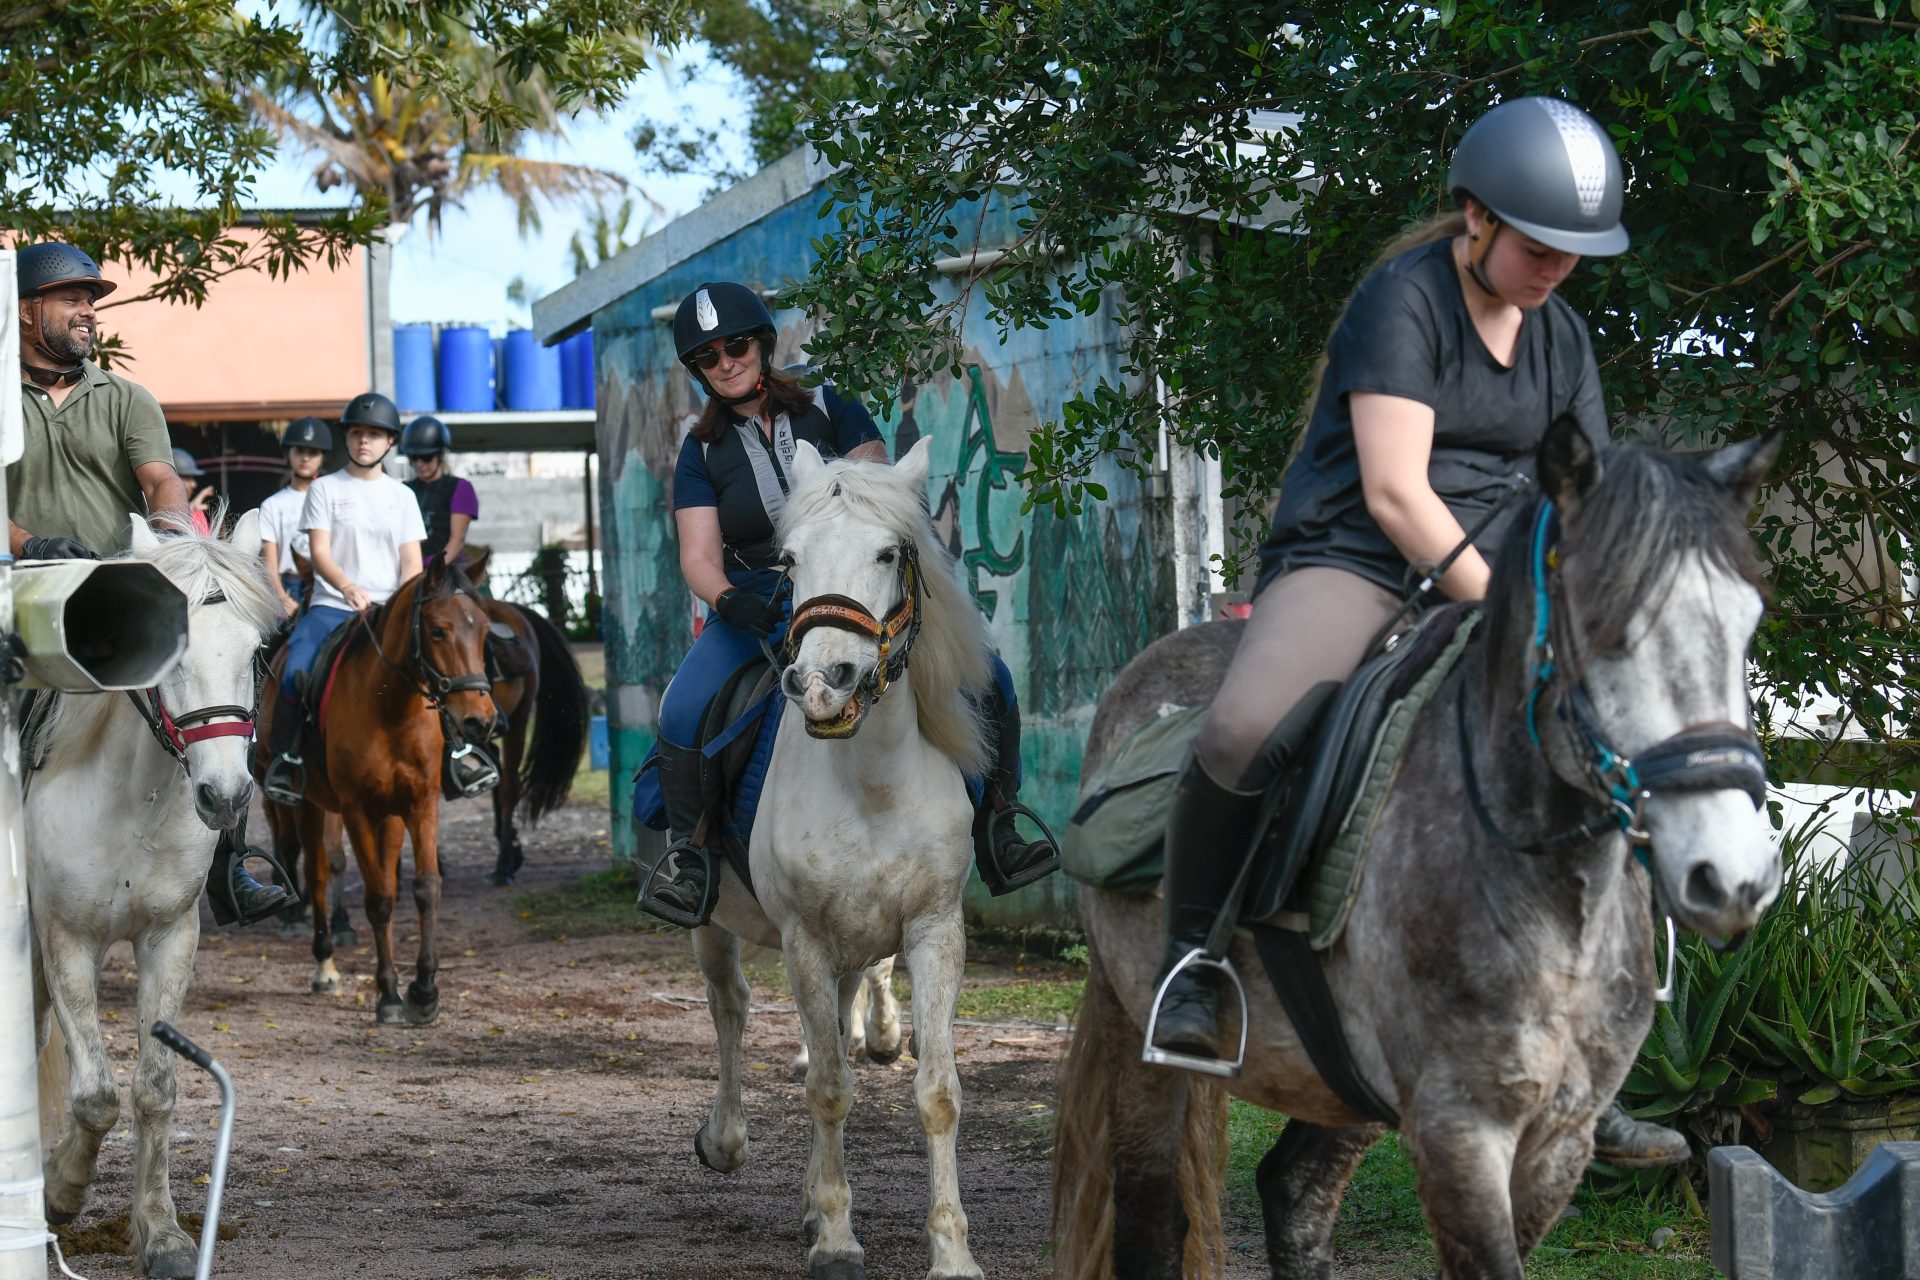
[128, 514, 282, 637]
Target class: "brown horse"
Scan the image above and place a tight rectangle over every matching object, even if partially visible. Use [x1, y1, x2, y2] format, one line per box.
[255, 557, 499, 1025]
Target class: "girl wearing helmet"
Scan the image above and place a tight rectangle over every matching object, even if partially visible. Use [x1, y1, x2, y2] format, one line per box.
[259, 416, 334, 617]
[634, 282, 1059, 926]
[1149, 98, 1683, 1167]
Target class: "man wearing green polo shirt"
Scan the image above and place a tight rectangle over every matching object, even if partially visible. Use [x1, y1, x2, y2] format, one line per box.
[7, 242, 294, 927]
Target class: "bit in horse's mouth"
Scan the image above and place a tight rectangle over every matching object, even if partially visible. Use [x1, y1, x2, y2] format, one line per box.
[805, 693, 864, 739]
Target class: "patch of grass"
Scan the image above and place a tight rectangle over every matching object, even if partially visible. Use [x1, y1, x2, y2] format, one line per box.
[570, 765, 610, 811]
[515, 861, 667, 940]
[954, 976, 1084, 1024]
[1224, 1101, 1713, 1278]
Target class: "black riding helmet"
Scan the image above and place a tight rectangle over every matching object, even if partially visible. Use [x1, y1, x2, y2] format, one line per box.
[672, 281, 776, 405]
[1448, 97, 1628, 294]
[339, 391, 403, 435]
[282, 416, 334, 453]
[400, 415, 452, 458]
[16, 242, 117, 301]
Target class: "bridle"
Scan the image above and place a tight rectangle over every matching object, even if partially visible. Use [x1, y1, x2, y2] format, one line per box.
[1459, 501, 1769, 857]
[126, 589, 255, 773]
[357, 575, 494, 708]
[780, 539, 925, 707]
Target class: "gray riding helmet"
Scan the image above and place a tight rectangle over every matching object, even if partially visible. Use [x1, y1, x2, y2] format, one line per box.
[171, 447, 205, 478]
[1447, 98, 1629, 257]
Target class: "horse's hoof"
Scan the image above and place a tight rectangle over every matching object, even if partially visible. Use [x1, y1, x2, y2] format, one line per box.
[864, 1041, 901, 1066]
[693, 1121, 746, 1173]
[375, 1000, 409, 1025]
[489, 872, 515, 888]
[332, 927, 359, 949]
[808, 1257, 867, 1280]
[142, 1241, 198, 1278]
[310, 976, 339, 996]
[43, 1202, 78, 1227]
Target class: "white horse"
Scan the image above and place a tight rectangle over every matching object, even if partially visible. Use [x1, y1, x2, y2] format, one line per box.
[29, 514, 279, 1278]
[791, 956, 905, 1080]
[692, 437, 991, 1280]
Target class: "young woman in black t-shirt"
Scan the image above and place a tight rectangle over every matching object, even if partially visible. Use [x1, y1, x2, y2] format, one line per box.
[1153, 97, 1687, 1169]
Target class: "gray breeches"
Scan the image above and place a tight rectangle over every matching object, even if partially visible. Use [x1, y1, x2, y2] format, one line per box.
[1194, 565, 1402, 790]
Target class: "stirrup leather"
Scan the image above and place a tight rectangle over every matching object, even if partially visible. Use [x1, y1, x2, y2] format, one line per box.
[1142, 946, 1250, 1079]
[985, 799, 1061, 891]
[636, 837, 719, 929]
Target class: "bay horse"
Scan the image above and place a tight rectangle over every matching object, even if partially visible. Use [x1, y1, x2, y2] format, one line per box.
[1051, 423, 1784, 1279]
[30, 514, 280, 1278]
[690, 436, 992, 1280]
[456, 544, 593, 884]
[255, 556, 498, 1025]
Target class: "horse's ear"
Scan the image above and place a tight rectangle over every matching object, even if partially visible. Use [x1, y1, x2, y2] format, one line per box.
[1703, 428, 1783, 508]
[792, 440, 826, 485]
[127, 513, 163, 558]
[896, 435, 933, 490]
[1536, 413, 1602, 520]
[227, 509, 262, 559]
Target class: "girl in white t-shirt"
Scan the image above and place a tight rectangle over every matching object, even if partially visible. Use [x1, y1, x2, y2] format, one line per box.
[263, 393, 425, 805]
[258, 416, 333, 616]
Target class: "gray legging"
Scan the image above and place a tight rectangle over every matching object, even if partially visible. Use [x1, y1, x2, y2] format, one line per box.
[1194, 565, 1403, 790]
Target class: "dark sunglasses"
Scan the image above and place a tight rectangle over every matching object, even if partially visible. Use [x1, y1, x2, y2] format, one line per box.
[687, 334, 756, 370]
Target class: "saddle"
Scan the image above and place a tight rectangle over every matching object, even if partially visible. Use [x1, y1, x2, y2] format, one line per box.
[486, 622, 535, 683]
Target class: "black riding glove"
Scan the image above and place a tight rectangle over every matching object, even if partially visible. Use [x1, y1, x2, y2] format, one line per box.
[714, 588, 780, 638]
[20, 535, 96, 561]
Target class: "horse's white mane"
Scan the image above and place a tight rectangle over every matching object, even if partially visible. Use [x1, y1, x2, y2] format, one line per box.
[37, 513, 281, 771]
[779, 454, 995, 777]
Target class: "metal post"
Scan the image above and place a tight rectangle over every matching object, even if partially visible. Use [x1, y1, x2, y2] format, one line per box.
[0, 250, 50, 1280]
[583, 449, 599, 603]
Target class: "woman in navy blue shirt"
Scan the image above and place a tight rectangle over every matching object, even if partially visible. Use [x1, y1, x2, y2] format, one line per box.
[635, 281, 1058, 924]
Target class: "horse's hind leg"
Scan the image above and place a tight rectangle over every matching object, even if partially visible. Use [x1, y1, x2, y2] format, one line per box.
[788, 936, 869, 1280]
[268, 801, 309, 934]
[859, 956, 902, 1065]
[326, 813, 356, 947]
[1108, 1031, 1193, 1279]
[127, 917, 202, 1278]
[491, 696, 529, 886]
[691, 926, 752, 1173]
[302, 803, 341, 994]
[902, 916, 983, 1280]
[36, 925, 115, 1226]
[1254, 1120, 1384, 1279]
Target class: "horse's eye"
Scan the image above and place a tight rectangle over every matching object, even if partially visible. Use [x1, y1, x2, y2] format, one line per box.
[431, 626, 450, 640]
[877, 548, 896, 565]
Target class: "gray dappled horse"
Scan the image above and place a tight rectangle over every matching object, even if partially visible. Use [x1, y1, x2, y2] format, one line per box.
[1052, 420, 1783, 1279]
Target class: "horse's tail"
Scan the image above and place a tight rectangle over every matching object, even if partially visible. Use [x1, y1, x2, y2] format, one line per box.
[511, 602, 590, 822]
[1051, 951, 1231, 1280]
[38, 1016, 69, 1153]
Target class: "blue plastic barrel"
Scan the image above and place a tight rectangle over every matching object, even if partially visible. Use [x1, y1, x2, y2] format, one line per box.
[502, 329, 562, 412]
[437, 325, 494, 412]
[588, 714, 609, 771]
[392, 325, 437, 412]
[560, 330, 596, 409]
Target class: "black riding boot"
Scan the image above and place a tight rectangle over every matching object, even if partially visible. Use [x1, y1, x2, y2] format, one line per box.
[1148, 757, 1266, 1059]
[205, 813, 298, 928]
[1591, 1102, 1690, 1168]
[635, 739, 719, 928]
[972, 684, 1061, 895]
[261, 696, 307, 807]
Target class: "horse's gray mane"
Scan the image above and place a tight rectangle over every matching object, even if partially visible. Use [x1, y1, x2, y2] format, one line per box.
[1484, 444, 1768, 690]
[779, 457, 995, 777]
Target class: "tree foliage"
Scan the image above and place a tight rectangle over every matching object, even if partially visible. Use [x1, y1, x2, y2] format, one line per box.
[2, 0, 689, 307]
[795, 1, 1920, 784]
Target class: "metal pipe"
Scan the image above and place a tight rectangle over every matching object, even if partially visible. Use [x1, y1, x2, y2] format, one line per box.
[0, 248, 49, 1280]
[149, 1023, 234, 1280]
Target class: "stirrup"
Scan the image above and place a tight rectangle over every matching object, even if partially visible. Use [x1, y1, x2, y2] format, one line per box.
[636, 838, 718, 929]
[263, 753, 306, 807]
[209, 843, 300, 928]
[444, 740, 501, 799]
[985, 801, 1061, 892]
[1142, 946, 1250, 1079]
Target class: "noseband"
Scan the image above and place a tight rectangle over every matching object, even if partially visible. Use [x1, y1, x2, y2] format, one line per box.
[1461, 501, 1768, 857]
[782, 540, 925, 706]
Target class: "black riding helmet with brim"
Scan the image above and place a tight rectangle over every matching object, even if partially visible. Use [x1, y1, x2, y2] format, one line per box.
[338, 392, 402, 464]
[400, 415, 452, 458]
[672, 281, 777, 406]
[16, 242, 118, 301]
[283, 416, 334, 453]
[1448, 97, 1629, 293]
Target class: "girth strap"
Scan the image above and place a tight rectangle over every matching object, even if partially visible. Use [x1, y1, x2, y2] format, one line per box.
[1251, 925, 1400, 1125]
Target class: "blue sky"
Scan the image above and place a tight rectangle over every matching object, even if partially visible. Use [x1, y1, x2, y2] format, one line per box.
[219, 45, 751, 330]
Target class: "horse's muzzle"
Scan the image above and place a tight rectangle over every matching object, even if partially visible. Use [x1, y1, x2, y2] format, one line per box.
[194, 780, 253, 832]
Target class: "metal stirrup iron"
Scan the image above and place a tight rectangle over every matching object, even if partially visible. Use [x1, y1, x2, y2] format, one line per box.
[1142, 946, 1252, 1079]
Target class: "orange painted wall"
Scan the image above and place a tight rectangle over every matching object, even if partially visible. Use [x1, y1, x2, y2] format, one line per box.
[99, 231, 371, 419]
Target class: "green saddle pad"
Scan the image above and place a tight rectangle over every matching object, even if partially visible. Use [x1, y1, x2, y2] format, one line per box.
[1061, 705, 1205, 893]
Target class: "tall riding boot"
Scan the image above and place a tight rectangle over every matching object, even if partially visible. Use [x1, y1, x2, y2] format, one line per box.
[635, 739, 717, 928]
[205, 812, 298, 928]
[1591, 1102, 1690, 1168]
[1148, 757, 1267, 1059]
[261, 696, 307, 807]
[972, 685, 1061, 895]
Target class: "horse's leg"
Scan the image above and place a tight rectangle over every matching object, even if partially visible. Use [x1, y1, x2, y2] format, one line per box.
[303, 802, 341, 994]
[37, 927, 114, 1225]
[861, 956, 902, 1065]
[401, 798, 444, 1025]
[1405, 1114, 1525, 1280]
[350, 808, 410, 1025]
[491, 692, 529, 886]
[327, 814, 356, 947]
[1509, 1124, 1593, 1259]
[127, 917, 202, 1278]
[270, 802, 309, 934]
[1253, 1120, 1384, 1280]
[691, 925, 752, 1173]
[902, 916, 983, 1280]
[788, 937, 867, 1280]
[1102, 986, 1192, 1280]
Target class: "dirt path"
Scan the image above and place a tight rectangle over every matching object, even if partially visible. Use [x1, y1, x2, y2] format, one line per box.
[51, 798, 1078, 1280]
